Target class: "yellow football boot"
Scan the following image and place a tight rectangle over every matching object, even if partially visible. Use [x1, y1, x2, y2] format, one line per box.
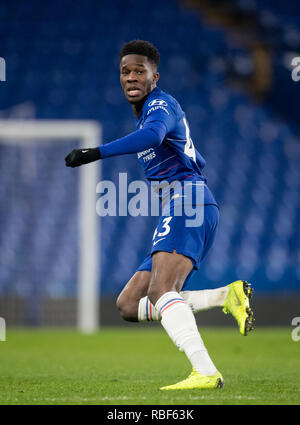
[160, 369, 224, 390]
[222, 280, 254, 336]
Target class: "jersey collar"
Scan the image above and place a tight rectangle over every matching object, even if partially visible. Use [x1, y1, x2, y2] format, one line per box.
[136, 86, 160, 121]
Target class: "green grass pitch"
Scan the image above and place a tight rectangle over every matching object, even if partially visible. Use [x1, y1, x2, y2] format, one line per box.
[0, 327, 299, 405]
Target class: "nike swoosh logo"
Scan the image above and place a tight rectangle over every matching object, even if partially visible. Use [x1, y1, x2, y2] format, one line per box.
[81, 150, 89, 153]
[233, 289, 242, 306]
[153, 238, 166, 246]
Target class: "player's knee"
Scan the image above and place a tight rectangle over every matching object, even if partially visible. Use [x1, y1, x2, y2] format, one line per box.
[116, 294, 137, 322]
[116, 294, 128, 319]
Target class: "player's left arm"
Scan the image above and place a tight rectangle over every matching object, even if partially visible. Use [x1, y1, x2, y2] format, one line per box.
[65, 101, 177, 168]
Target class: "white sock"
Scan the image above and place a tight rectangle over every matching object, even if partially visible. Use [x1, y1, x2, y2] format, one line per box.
[138, 286, 229, 322]
[181, 286, 229, 313]
[155, 291, 217, 376]
[138, 296, 161, 322]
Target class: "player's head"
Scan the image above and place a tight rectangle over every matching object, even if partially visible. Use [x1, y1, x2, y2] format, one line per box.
[119, 40, 160, 105]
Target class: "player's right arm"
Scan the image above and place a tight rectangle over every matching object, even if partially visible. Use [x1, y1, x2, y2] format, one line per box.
[65, 100, 177, 168]
[64, 123, 166, 168]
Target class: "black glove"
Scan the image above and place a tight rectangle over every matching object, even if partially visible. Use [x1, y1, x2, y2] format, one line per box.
[65, 148, 101, 167]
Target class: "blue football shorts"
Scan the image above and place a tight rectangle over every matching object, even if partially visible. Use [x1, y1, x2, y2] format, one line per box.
[136, 183, 219, 291]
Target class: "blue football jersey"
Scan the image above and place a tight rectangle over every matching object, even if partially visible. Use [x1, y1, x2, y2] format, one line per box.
[135, 87, 217, 206]
[136, 87, 206, 181]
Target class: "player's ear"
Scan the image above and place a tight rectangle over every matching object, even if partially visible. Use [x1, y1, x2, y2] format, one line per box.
[153, 71, 160, 84]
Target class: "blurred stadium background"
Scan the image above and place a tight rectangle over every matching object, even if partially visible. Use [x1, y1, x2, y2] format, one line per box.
[0, 0, 299, 330]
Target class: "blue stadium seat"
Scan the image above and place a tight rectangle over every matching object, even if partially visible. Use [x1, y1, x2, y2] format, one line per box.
[0, 0, 299, 306]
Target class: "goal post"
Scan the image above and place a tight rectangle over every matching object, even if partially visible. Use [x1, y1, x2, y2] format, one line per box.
[0, 119, 102, 333]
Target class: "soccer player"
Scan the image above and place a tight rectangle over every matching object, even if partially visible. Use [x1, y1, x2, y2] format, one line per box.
[65, 40, 254, 390]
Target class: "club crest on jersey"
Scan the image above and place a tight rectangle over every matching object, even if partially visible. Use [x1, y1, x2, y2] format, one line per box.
[148, 99, 168, 107]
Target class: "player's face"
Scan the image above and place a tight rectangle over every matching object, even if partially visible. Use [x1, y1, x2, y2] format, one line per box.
[120, 54, 159, 104]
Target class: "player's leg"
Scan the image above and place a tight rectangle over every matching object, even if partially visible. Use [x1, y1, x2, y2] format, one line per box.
[148, 250, 223, 390]
[137, 202, 254, 335]
[143, 200, 226, 320]
[180, 207, 232, 313]
[180, 207, 254, 335]
[117, 200, 243, 326]
[137, 279, 253, 331]
[116, 253, 161, 322]
[116, 258, 254, 332]
[136, 264, 229, 318]
[116, 210, 250, 324]
[116, 264, 230, 323]
[182, 281, 254, 336]
[139, 285, 229, 318]
[116, 270, 151, 322]
[181, 287, 229, 311]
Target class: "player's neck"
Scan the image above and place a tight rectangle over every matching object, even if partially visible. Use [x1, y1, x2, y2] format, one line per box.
[131, 86, 158, 118]
[131, 99, 145, 119]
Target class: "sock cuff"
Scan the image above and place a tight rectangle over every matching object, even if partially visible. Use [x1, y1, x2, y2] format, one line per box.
[138, 296, 147, 322]
[155, 291, 185, 315]
[138, 296, 159, 321]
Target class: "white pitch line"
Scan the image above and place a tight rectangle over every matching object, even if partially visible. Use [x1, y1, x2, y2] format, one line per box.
[161, 395, 258, 401]
[0, 396, 149, 403]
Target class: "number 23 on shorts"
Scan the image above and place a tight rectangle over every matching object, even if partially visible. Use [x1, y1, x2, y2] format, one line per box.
[153, 216, 173, 241]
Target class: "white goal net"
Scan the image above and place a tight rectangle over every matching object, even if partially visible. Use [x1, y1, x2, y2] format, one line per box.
[0, 120, 101, 332]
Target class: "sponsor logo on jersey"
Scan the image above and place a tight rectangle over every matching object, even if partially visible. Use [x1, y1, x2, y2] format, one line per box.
[148, 99, 168, 107]
[147, 105, 169, 116]
[137, 148, 156, 162]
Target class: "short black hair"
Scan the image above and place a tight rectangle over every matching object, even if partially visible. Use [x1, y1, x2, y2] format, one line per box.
[119, 40, 160, 68]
